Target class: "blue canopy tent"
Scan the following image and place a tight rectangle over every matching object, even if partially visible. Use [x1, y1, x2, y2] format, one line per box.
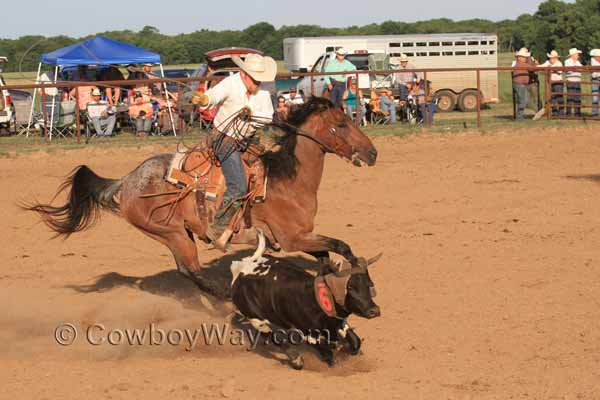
[28, 36, 176, 138]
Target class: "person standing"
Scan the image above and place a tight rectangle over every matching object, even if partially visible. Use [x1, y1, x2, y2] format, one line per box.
[512, 48, 537, 120]
[540, 50, 564, 116]
[564, 48, 583, 117]
[324, 48, 356, 108]
[590, 49, 600, 117]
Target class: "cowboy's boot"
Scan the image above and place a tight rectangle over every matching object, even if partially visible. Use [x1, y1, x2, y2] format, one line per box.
[207, 197, 241, 252]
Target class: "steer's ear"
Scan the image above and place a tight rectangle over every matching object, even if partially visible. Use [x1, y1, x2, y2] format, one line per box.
[367, 253, 383, 267]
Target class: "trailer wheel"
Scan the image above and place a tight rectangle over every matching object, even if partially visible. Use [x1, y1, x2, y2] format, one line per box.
[458, 90, 480, 112]
[435, 90, 456, 112]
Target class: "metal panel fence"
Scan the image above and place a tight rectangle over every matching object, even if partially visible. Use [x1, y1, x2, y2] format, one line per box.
[1, 66, 599, 142]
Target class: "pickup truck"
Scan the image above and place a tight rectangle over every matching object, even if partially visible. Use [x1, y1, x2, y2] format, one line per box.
[295, 52, 374, 98]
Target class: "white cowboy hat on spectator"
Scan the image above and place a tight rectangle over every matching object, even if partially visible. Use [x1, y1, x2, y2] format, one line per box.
[92, 88, 101, 96]
[546, 50, 560, 58]
[399, 53, 410, 62]
[568, 48, 583, 56]
[143, 63, 153, 67]
[232, 53, 277, 82]
[335, 48, 348, 55]
[590, 49, 600, 57]
[515, 48, 531, 57]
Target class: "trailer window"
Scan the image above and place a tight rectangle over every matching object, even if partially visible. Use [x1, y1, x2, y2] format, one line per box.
[442, 51, 453, 56]
[325, 46, 342, 53]
[489, 41, 496, 45]
[442, 41, 453, 46]
[429, 52, 441, 56]
[489, 50, 496, 55]
[404, 52, 414, 57]
[468, 41, 479, 46]
[468, 51, 479, 55]
[403, 42, 414, 47]
[455, 51, 466, 56]
[480, 41, 488, 45]
[455, 41, 466, 46]
[429, 42, 440, 47]
[390, 53, 402, 57]
[416, 52, 427, 57]
[416, 42, 427, 47]
[389, 43, 401, 48]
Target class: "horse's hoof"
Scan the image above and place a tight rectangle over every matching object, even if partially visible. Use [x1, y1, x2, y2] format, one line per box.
[290, 355, 304, 370]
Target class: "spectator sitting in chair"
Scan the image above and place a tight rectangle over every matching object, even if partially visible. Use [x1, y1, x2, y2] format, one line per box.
[274, 96, 289, 123]
[128, 91, 154, 137]
[99, 66, 125, 106]
[393, 54, 422, 100]
[409, 82, 436, 124]
[375, 87, 397, 124]
[286, 87, 304, 108]
[87, 88, 116, 137]
[342, 79, 366, 122]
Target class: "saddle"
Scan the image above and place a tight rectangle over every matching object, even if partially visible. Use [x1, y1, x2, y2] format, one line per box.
[151, 134, 267, 240]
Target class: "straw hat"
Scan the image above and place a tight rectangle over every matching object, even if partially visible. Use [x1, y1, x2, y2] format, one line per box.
[335, 48, 348, 55]
[399, 53, 410, 62]
[515, 48, 531, 57]
[91, 88, 101, 96]
[232, 53, 277, 82]
[568, 48, 582, 56]
[546, 50, 560, 58]
[590, 49, 600, 57]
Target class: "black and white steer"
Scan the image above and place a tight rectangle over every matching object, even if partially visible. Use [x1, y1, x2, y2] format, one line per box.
[230, 232, 382, 369]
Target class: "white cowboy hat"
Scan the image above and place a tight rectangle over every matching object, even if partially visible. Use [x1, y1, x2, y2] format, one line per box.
[515, 48, 531, 57]
[232, 53, 277, 82]
[399, 53, 409, 62]
[546, 50, 560, 58]
[91, 88, 101, 96]
[143, 63, 153, 67]
[568, 48, 582, 56]
[590, 49, 600, 57]
[335, 47, 348, 55]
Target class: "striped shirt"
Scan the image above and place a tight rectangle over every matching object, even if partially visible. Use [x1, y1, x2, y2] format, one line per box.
[564, 58, 583, 82]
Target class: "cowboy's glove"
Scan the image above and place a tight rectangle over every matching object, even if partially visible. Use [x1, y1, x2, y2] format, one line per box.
[192, 92, 209, 107]
[239, 106, 252, 122]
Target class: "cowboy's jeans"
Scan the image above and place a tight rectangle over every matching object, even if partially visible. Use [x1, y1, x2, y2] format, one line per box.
[330, 81, 346, 109]
[135, 117, 152, 133]
[550, 83, 564, 116]
[592, 79, 600, 116]
[514, 84, 528, 120]
[216, 139, 247, 200]
[379, 95, 397, 123]
[566, 82, 582, 116]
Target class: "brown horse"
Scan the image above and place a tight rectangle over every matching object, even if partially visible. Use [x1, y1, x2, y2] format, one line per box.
[24, 98, 377, 298]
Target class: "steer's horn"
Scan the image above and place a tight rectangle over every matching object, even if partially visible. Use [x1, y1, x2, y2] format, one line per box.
[249, 228, 266, 262]
[367, 252, 383, 266]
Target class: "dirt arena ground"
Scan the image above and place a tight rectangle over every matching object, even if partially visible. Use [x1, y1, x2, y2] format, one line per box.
[2, 127, 600, 399]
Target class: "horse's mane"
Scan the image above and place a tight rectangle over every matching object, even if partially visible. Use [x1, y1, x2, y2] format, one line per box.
[261, 97, 333, 179]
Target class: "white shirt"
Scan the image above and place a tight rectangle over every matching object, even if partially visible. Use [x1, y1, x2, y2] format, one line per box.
[87, 100, 108, 118]
[591, 58, 600, 79]
[540, 60, 563, 82]
[564, 58, 583, 82]
[287, 93, 304, 106]
[205, 73, 274, 138]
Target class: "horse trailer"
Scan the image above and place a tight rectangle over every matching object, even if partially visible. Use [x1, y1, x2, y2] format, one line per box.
[283, 33, 499, 111]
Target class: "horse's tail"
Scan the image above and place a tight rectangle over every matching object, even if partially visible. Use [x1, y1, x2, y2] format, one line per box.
[21, 165, 122, 238]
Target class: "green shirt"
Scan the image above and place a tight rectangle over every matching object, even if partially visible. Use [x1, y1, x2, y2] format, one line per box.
[324, 58, 357, 84]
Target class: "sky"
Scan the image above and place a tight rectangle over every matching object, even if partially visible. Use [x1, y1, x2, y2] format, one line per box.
[3, 0, 547, 39]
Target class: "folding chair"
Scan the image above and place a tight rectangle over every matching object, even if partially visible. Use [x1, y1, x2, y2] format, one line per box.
[368, 54, 394, 89]
[38, 98, 77, 139]
[368, 90, 391, 125]
[12, 98, 40, 136]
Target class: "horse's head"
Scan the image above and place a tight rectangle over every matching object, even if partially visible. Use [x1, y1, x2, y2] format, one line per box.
[294, 97, 377, 166]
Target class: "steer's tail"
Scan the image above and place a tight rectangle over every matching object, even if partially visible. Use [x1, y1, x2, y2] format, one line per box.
[21, 165, 122, 238]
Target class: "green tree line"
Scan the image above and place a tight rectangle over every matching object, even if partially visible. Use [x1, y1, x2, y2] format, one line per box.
[2, 0, 600, 72]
